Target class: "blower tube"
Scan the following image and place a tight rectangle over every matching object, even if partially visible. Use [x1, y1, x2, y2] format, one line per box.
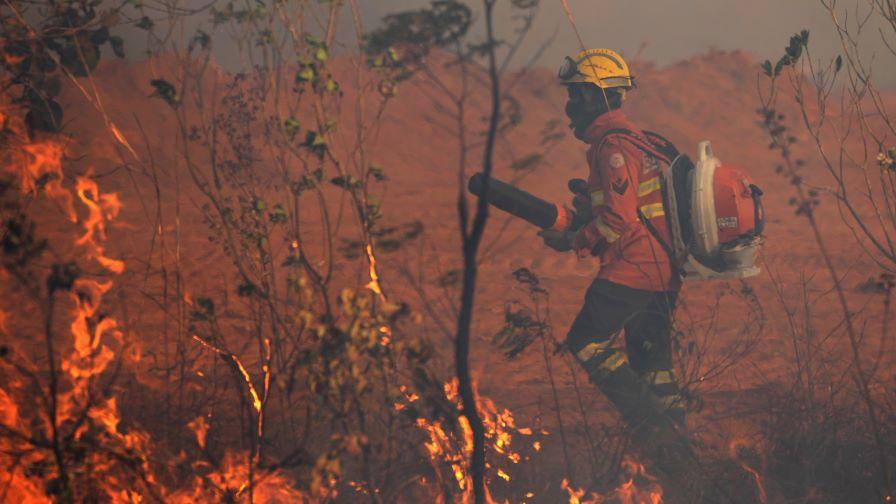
[467, 173, 569, 230]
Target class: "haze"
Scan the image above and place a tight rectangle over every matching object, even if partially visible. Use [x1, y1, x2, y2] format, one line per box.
[366, 0, 896, 87]
[114, 0, 896, 86]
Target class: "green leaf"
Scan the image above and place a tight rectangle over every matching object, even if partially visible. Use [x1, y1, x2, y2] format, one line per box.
[800, 29, 810, 45]
[190, 30, 211, 53]
[387, 46, 399, 62]
[284, 118, 301, 138]
[25, 98, 63, 133]
[330, 174, 361, 189]
[774, 55, 791, 77]
[237, 281, 257, 297]
[59, 38, 100, 77]
[43, 76, 62, 98]
[136, 16, 154, 30]
[786, 35, 802, 61]
[302, 131, 328, 159]
[90, 27, 109, 45]
[296, 67, 315, 83]
[268, 204, 288, 224]
[304, 131, 326, 146]
[149, 79, 179, 108]
[761, 60, 773, 77]
[835, 55, 842, 72]
[109, 35, 125, 58]
[368, 164, 387, 181]
[314, 46, 328, 62]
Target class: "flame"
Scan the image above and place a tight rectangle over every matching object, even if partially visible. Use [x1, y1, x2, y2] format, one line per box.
[192, 335, 265, 439]
[74, 173, 124, 273]
[188, 416, 210, 449]
[169, 451, 313, 503]
[562, 478, 586, 504]
[364, 243, 385, 300]
[729, 438, 767, 503]
[13, 140, 77, 221]
[0, 109, 158, 500]
[404, 379, 534, 503]
[563, 456, 663, 504]
[614, 456, 663, 504]
[61, 279, 118, 380]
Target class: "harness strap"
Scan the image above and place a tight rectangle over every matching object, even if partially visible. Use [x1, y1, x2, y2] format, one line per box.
[599, 128, 678, 164]
[638, 207, 678, 264]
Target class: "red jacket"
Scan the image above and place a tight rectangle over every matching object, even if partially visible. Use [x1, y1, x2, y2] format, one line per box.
[573, 110, 681, 293]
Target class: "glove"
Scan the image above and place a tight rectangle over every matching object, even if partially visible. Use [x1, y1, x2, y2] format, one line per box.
[539, 229, 573, 252]
[571, 226, 607, 258]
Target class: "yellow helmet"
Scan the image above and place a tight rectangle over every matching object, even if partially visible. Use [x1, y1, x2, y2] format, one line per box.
[557, 48, 634, 89]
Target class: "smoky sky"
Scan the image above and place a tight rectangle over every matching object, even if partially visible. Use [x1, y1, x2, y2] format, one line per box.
[119, 0, 896, 87]
[366, 0, 896, 86]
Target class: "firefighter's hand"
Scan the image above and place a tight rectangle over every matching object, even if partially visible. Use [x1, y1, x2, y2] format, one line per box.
[538, 229, 573, 252]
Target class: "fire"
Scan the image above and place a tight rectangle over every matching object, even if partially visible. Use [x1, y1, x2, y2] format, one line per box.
[0, 103, 318, 503]
[169, 451, 313, 503]
[191, 334, 266, 440]
[403, 378, 537, 503]
[74, 173, 125, 273]
[19, 141, 76, 221]
[188, 415, 210, 449]
[0, 108, 166, 500]
[365, 242, 385, 300]
[61, 278, 119, 380]
[729, 438, 767, 504]
[562, 456, 663, 504]
[614, 456, 663, 504]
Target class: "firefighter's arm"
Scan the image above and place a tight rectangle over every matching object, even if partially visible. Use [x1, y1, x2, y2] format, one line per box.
[573, 144, 638, 255]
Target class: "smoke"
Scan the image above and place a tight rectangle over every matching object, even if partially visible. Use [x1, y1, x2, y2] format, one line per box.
[113, 0, 896, 87]
[363, 0, 896, 87]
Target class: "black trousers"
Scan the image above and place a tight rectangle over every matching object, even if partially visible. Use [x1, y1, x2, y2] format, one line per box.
[566, 278, 678, 373]
[565, 278, 684, 426]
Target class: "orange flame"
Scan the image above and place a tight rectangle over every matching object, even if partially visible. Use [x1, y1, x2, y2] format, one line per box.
[74, 174, 124, 273]
[405, 379, 535, 503]
[563, 456, 663, 504]
[169, 451, 313, 503]
[188, 416, 210, 449]
[192, 334, 265, 440]
[365, 243, 385, 300]
[17, 141, 77, 221]
[0, 108, 159, 500]
[729, 438, 767, 504]
[60, 278, 120, 384]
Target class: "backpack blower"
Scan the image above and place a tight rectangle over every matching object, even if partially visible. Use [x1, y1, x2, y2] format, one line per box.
[467, 138, 765, 281]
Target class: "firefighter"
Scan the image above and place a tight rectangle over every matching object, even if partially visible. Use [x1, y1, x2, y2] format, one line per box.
[541, 48, 685, 427]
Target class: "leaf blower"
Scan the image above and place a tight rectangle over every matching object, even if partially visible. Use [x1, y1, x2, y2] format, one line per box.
[467, 173, 590, 232]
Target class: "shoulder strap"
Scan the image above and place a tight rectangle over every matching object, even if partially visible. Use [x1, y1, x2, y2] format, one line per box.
[637, 207, 685, 283]
[598, 128, 679, 165]
[642, 130, 680, 160]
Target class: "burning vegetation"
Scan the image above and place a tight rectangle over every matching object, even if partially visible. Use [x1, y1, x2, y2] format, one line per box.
[2, 0, 896, 503]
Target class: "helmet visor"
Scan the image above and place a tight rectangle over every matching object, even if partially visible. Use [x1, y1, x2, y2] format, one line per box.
[557, 56, 579, 81]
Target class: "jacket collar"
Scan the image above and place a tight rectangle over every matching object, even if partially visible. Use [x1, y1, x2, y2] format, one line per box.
[582, 109, 636, 145]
